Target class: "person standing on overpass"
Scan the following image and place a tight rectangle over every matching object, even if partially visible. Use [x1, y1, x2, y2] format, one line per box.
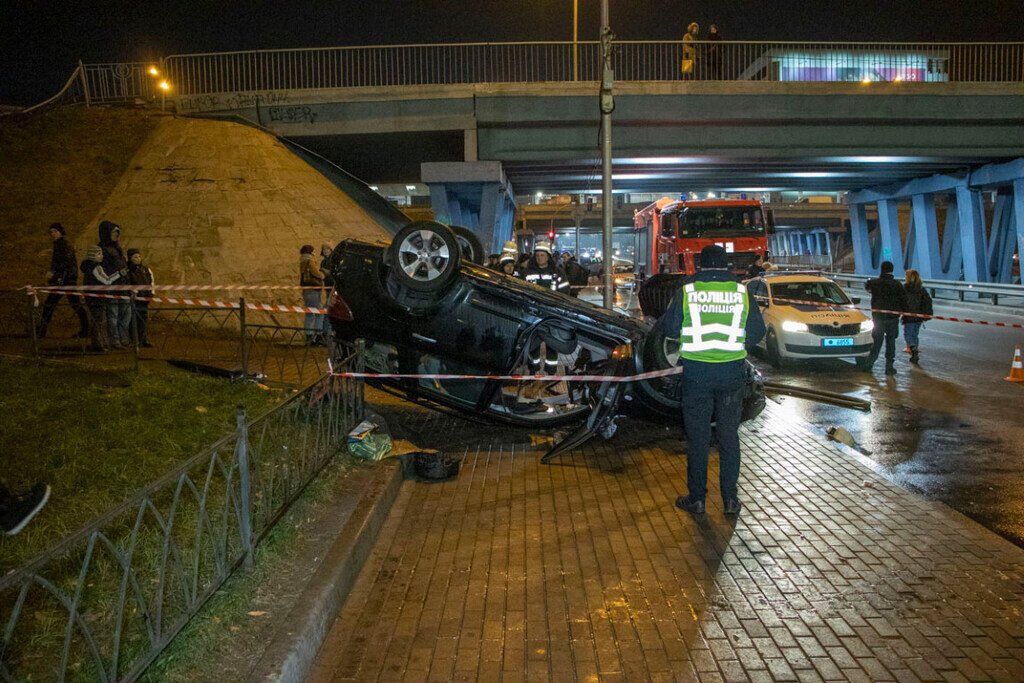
[654, 245, 765, 516]
[864, 261, 908, 375]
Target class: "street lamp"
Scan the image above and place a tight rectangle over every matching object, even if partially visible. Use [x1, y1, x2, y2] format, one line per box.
[572, 0, 579, 81]
[147, 65, 159, 77]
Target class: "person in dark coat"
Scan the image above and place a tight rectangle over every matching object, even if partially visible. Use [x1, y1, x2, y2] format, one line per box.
[80, 245, 116, 352]
[706, 24, 723, 79]
[98, 220, 130, 348]
[902, 269, 932, 365]
[559, 251, 590, 297]
[746, 253, 767, 279]
[126, 248, 155, 347]
[654, 245, 765, 516]
[864, 260, 909, 375]
[37, 222, 90, 339]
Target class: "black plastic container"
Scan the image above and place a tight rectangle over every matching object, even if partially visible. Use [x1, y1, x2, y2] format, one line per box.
[412, 452, 461, 481]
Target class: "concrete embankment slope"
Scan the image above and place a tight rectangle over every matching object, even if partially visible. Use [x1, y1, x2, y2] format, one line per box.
[79, 115, 392, 286]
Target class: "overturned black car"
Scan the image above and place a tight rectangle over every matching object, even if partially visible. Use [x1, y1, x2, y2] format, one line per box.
[324, 221, 766, 460]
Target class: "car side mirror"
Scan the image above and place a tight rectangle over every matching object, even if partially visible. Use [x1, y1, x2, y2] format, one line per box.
[851, 297, 861, 305]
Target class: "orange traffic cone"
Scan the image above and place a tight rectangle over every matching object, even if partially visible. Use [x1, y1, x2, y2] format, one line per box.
[1005, 346, 1024, 383]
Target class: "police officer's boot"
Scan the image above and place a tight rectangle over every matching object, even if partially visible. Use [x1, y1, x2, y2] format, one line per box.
[675, 495, 705, 515]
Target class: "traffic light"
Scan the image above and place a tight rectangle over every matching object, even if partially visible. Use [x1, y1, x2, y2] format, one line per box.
[547, 229, 555, 243]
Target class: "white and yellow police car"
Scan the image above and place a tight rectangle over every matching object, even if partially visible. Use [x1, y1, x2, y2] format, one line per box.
[745, 273, 874, 368]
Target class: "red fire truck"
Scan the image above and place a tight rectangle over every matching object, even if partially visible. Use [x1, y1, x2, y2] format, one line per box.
[634, 197, 773, 277]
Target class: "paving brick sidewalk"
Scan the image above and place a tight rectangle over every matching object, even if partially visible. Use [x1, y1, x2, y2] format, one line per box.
[311, 403, 1024, 682]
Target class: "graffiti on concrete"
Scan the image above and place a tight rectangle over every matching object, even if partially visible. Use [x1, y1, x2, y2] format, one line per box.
[177, 91, 292, 113]
[267, 105, 317, 124]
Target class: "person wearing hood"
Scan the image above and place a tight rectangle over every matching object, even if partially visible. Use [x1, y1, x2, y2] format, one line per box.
[127, 249, 155, 347]
[654, 245, 766, 517]
[37, 222, 90, 339]
[864, 260, 909, 375]
[98, 220, 130, 348]
[80, 244, 116, 351]
[300, 244, 326, 344]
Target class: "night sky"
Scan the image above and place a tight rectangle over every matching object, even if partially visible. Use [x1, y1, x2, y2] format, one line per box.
[2, 0, 1023, 105]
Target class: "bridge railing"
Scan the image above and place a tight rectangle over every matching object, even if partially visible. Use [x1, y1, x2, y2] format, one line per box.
[159, 41, 1024, 98]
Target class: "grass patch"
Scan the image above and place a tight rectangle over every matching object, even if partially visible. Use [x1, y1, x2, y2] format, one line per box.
[0, 357, 282, 571]
[0, 106, 158, 289]
[140, 457, 356, 683]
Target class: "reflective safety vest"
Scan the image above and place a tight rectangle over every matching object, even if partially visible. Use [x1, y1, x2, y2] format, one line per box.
[679, 280, 749, 362]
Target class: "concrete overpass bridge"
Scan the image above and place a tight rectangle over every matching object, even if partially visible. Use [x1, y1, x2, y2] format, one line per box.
[65, 41, 1024, 279]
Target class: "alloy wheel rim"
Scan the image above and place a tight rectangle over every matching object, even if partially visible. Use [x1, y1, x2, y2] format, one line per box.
[398, 229, 450, 281]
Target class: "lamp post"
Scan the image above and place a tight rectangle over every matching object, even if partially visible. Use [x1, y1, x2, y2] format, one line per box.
[572, 0, 579, 81]
[599, 0, 615, 308]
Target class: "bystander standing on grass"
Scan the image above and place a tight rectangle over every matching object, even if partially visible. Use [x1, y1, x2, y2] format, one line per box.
[127, 248, 155, 347]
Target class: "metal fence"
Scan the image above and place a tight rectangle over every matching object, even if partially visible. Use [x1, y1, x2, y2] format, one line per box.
[0, 292, 330, 387]
[81, 62, 161, 104]
[14, 41, 1022, 115]
[0, 348, 363, 681]
[159, 40, 1024, 100]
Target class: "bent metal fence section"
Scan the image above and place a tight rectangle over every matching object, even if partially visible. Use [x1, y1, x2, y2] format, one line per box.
[0, 349, 364, 681]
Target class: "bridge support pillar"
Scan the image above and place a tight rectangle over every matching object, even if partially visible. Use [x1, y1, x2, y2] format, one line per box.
[849, 158, 1024, 282]
[910, 193, 942, 279]
[848, 203, 876, 276]
[421, 162, 517, 255]
[955, 186, 989, 282]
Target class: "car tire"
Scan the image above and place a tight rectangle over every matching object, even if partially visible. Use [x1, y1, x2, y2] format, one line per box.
[637, 273, 686, 318]
[448, 225, 486, 266]
[765, 328, 787, 368]
[387, 221, 462, 293]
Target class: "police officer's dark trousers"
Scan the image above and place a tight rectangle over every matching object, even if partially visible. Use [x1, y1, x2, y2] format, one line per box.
[681, 359, 746, 503]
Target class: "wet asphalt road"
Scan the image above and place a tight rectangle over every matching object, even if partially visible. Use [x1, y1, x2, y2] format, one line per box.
[748, 299, 1024, 549]
[590, 286, 1024, 548]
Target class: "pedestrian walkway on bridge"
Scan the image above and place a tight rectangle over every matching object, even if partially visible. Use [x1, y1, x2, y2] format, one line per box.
[311, 402, 1024, 682]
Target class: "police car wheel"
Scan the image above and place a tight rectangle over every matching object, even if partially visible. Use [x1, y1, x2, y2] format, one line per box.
[388, 221, 462, 293]
[448, 225, 485, 266]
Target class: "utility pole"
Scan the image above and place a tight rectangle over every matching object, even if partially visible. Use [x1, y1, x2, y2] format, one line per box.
[572, 0, 579, 81]
[599, 0, 615, 309]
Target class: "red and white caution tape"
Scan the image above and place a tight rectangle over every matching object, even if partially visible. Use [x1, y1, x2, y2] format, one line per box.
[29, 283, 321, 293]
[25, 287, 329, 315]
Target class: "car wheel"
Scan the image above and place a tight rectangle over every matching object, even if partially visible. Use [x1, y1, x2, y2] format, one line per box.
[766, 329, 787, 368]
[388, 221, 462, 292]
[448, 225, 485, 265]
[637, 273, 686, 318]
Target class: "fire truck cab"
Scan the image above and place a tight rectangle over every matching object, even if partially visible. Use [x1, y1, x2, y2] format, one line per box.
[634, 197, 773, 277]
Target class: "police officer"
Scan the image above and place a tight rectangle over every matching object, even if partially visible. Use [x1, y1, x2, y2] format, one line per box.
[518, 239, 569, 373]
[654, 244, 765, 516]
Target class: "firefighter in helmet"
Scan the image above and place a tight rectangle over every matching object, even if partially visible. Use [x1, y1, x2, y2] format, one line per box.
[518, 238, 569, 373]
[654, 244, 765, 516]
